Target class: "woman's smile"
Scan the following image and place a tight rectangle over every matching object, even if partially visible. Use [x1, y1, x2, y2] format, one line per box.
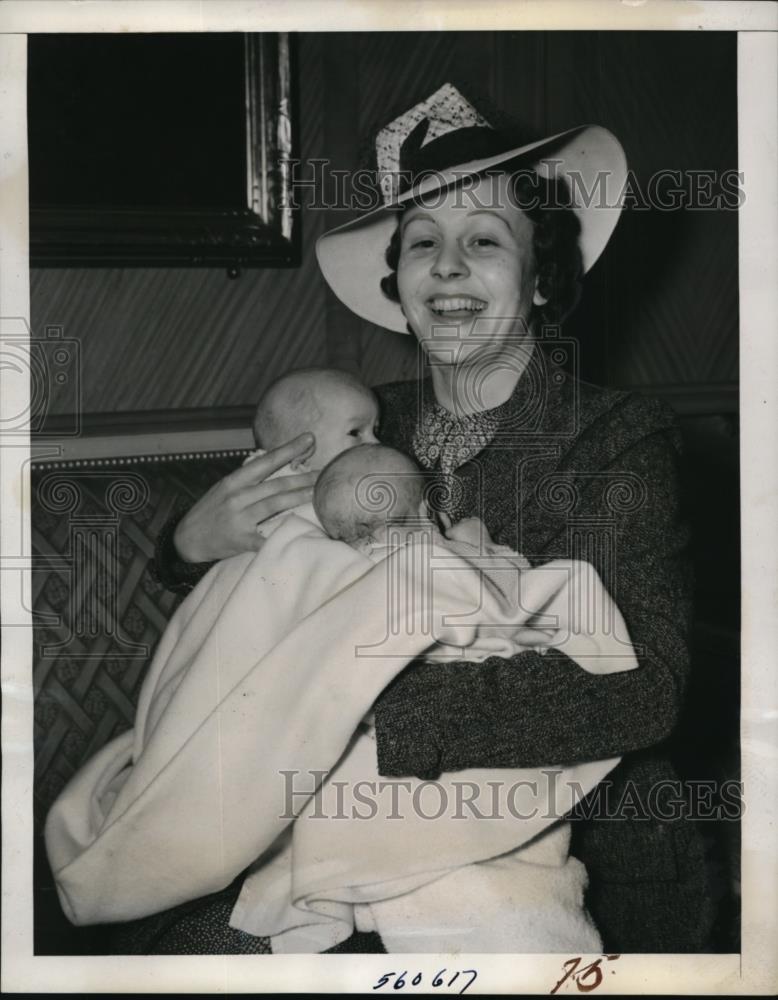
[427, 294, 488, 317]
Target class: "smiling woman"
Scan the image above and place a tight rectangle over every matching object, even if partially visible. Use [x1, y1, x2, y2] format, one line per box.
[395, 185, 540, 412]
[382, 170, 582, 328]
[111, 82, 719, 955]
[381, 172, 582, 412]
[400, 179, 538, 326]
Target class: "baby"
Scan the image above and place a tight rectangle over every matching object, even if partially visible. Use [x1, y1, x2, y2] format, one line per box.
[313, 442, 426, 549]
[243, 367, 385, 542]
[250, 367, 380, 473]
[313, 440, 529, 564]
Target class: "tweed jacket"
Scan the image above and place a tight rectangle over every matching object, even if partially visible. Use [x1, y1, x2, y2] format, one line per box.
[154, 355, 713, 951]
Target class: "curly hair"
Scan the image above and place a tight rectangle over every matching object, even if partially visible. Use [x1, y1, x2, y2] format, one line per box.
[380, 169, 583, 329]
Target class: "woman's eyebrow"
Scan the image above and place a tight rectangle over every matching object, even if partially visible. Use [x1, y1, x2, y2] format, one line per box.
[466, 209, 514, 232]
[401, 212, 436, 229]
[402, 209, 514, 234]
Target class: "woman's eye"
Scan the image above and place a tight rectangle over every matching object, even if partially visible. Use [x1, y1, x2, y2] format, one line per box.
[472, 236, 498, 248]
[405, 236, 436, 250]
[347, 429, 360, 438]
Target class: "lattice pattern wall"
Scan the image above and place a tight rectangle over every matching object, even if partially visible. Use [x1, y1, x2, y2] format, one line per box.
[31, 453, 246, 825]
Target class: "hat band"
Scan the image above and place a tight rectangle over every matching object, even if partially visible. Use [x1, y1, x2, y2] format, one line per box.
[396, 121, 517, 195]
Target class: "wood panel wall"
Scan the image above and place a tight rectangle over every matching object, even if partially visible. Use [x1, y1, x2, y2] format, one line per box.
[31, 31, 738, 426]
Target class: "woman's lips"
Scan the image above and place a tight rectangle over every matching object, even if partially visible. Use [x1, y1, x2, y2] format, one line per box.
[427, 295, 488, 317]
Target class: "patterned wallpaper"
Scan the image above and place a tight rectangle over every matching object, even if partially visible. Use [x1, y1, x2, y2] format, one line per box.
[30, 31, 738, 423]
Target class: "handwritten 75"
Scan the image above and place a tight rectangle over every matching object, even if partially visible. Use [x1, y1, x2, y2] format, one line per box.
[550, 955, 620, 994]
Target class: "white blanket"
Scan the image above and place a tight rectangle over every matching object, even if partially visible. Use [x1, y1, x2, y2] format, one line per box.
[45, 511, 637, 930]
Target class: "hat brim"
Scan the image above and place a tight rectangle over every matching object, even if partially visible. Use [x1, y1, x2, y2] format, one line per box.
[316, 125, 627, 334]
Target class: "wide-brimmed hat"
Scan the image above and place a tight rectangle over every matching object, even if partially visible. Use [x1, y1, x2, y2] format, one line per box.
[316, 83, 627, 334]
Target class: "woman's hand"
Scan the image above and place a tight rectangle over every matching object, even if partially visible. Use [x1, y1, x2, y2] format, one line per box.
[442, 514, 502, 550]
[173, 433, 317, 563]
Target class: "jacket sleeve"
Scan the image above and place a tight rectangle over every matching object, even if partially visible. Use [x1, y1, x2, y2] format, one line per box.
[152, 506, 216, 596]
[373, 425, 694, 778]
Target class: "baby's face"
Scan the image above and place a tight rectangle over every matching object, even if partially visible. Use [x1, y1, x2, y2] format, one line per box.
[307, 387, 380, 470]
[314, 443, 430, 551]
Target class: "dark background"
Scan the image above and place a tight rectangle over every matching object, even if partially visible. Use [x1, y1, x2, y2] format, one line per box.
[28, 34, 247, 209]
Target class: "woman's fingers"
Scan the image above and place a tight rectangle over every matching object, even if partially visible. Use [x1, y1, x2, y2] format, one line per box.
[445, 516, 482, 546]
[231, 433, 316, 489]
[242, 469, 318, 502]
[173, 489, 248, 563]
[172, 434, 317, 564]
[245, 485, 316, 521]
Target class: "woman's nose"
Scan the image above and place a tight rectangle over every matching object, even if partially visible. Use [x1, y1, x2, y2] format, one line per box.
[431, 239, 469, 279]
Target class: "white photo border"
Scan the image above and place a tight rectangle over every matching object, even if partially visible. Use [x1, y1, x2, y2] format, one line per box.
[2, 1, 777, 994]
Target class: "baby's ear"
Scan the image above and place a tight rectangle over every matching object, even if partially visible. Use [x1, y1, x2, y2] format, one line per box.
[354, 536, 374, 557]
[289, 455, 310, 471]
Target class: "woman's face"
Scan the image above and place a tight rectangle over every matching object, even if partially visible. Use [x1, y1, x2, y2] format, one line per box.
[396, 173, 544, 366]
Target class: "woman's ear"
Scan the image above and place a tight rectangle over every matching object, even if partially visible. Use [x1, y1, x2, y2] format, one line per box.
[533, 275, 548, 307]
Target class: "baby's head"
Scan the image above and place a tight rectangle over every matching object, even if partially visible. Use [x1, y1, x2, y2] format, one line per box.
[253, 368, 379, 471]
[313, 444, 429, 550]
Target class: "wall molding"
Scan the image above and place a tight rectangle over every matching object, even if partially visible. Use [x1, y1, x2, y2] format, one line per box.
[31, 427, 254, 467]
[31, 381, 738, 465]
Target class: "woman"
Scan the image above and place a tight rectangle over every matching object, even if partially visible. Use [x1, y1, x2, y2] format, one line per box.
[147, 84, 713, 954]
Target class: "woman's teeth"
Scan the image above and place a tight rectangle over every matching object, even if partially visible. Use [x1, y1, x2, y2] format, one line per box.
[428, 296, 487, 315]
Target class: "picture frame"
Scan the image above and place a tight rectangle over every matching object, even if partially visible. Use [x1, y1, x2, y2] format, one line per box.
[28, 31, 299, 269]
